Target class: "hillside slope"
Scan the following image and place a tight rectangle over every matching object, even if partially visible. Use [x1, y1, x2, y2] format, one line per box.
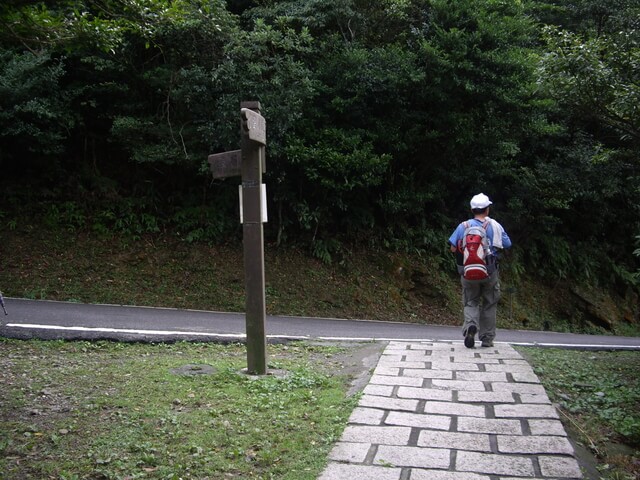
[1, 227, 637, 337]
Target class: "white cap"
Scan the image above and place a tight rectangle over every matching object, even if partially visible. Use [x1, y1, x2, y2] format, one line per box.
[470, 193, 492, 209]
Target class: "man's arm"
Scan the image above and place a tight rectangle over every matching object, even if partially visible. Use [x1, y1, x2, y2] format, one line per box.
[448, 223, 463, 252]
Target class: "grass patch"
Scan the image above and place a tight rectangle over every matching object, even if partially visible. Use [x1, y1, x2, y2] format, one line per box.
[518, 347, 640, 480]
[0, 339, 364, 480]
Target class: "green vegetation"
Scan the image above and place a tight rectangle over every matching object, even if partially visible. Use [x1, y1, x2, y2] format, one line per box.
[0, 339, 362, 480]
[518, 347, 640, 480]
[0, 0, 638, 302]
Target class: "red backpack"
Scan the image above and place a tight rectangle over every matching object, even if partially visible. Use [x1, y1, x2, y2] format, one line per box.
[456, 220, 495, 280]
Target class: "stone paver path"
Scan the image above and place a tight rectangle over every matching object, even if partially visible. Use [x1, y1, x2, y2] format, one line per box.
[319, 341, 583, 480]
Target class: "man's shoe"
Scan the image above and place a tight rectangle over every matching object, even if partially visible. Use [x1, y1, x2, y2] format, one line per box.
[481, 339, 494, 348]
[464, 325, 477, 349]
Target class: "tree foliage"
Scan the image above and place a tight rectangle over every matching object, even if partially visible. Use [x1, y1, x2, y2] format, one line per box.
[0, 50, 72, 157]
[0, 0, 638, 285]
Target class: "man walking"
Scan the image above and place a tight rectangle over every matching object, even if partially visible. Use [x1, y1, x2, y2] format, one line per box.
[449, 193, 512, 348]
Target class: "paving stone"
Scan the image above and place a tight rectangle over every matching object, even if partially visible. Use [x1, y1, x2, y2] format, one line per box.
[385, 411, 451, 430]
[370, 374, 423, 387]
[511, 371, 542, 383]
[456, 371, 509, 382]
[403, 350, 433, 359]
[363, 384, 394, 397]
[452, 345, 480, 351]
[491, 382, 547, 395]
[424, 401, 486, 417]
[484, 363, 535, 373]
[499, 478, 549, 480]
[451, 356, 500, 364]
[402, 368, 454, 379]
[456, 451, 535, 476]
[396, 386, 453, 401]
[479, 355, 524, 363]
[374, 366, 400, 376]
[501, 359, 530, 365]
[376, 360, 426, 369]
[519, 393, 552, 404]
[410, 472, 490, 480]
[431, 361, 480, 371]
[328, 442, 371, 462]
[340, 425, 412, 445]
[473, 353, 506, 360]
[383, 350, 407, 356]
[528, 419, 568, 436]
[495, 353, 529, 359]
[374, 445, 451, 469]
[318, 463, 402, 480]
[494, 404, 559, 419]
[432, 379, 487, 391]
[425, 343, 457, 350]
[539, 455, 583, 478]
[417, 430, 492, 452]
[359, 395, 419, 412]
[457, 390, 516, 403]
[490, 344, 518, 351]
[348, 407, 385, 425]
[481, 349, 523, 358]
[497, 435, 575, 454]
[458, 417, 523, 435]
[379, 354, 405, 362]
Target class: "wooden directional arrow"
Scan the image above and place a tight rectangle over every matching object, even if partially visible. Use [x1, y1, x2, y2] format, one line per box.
[208, 150, 241, 179]
[241, 108, 266, 146]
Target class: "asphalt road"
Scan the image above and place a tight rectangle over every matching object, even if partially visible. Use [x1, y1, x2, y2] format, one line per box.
[1, 298, 639, 350]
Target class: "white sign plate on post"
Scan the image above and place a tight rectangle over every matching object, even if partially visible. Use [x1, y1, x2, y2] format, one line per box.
[239, 184, 268, 224]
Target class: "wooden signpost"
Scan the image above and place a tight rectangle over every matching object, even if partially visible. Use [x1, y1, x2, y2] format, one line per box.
[207, 101, 268, 375]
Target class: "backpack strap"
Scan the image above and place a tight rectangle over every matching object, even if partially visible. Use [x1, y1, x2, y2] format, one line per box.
[465, 219, 489, 229]
[457, 221, 469, 252]
[479, 219, 495, 255]
[458, 219, 490, 251]
[462, 219, 489, 232]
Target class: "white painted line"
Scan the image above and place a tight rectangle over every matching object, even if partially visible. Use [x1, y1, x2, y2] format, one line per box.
[4, 324, 639, 349]
[6, 323, 246, 338]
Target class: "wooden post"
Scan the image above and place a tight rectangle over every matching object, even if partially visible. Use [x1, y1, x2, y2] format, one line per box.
[240, 101, 267, 374]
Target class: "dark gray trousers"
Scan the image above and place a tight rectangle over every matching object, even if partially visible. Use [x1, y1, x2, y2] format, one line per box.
[461, 270, 501, 342]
